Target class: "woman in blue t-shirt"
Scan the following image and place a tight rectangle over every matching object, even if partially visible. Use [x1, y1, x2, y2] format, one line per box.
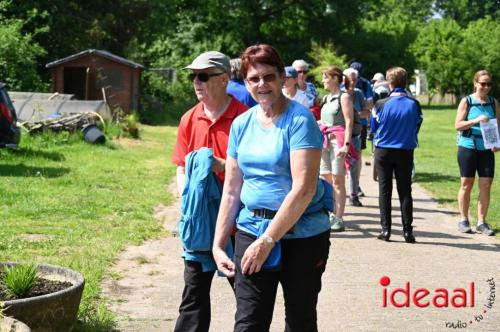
[212, 44, 330, 331]
[455, 70, 500, 236]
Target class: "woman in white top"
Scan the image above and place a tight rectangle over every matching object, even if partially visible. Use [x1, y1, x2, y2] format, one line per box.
[282, 66, 310, 108]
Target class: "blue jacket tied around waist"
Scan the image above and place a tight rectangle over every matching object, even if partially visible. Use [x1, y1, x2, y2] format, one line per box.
[179, 147, 230, 271]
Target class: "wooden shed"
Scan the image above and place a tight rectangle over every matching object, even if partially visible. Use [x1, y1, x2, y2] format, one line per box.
[46, 49, 145, 113]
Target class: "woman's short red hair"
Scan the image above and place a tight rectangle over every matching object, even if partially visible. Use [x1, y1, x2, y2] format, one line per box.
[240, 44, 284, 78]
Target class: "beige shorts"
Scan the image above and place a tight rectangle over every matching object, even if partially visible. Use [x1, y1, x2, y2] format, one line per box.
[320, 135, 346, 176]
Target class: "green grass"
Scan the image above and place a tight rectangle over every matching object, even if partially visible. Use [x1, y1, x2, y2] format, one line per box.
[414, 107, 499, 233]
[0, 124, 178, 330]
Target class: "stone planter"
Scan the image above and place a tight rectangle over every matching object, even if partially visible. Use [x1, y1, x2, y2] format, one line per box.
[0, 316, 31, 332]
[1, 263, 85, 332]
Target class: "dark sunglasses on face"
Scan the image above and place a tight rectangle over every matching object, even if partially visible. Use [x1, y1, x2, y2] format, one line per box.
[477, 81, 492, 87]
[189, 72, 224, 82]
[297, 70, 308, 74]
[246, 73, 277, 84]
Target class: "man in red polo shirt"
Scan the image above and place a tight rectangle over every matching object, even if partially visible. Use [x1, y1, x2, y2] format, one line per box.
[171, 51, 247, 332]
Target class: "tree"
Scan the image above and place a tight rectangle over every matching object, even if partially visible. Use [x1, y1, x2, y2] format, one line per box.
[411, 18, 465, 96]
[435, 0, 500, 27]
[0, 11, 47, 91]
[343, 0, 434, 79]
[460, 17, 500, 96]
[308, 41, 348, 92]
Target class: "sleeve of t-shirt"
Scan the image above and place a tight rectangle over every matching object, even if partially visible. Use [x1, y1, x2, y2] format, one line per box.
[289, 107, 322, 151]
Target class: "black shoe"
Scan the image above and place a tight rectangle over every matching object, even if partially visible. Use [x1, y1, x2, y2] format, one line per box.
[404, 231, 416, 243]
[377, 230, 391, 242]
[350, 196, 363, 207]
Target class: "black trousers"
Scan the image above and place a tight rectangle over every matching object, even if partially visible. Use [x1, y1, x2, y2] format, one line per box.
[174, 260, 215, 332]
[233, 230, 330, 332]
[374, 148, 414, 232]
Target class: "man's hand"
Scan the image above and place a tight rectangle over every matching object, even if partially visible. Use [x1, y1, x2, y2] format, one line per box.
[241, 238, 274, 275]
[213, 246, 236, 278]
[212, 156, 225, 173]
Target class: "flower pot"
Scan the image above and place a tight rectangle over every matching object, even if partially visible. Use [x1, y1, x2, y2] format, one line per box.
[1, 263, 85, 332]
[0, 316, 31, 332]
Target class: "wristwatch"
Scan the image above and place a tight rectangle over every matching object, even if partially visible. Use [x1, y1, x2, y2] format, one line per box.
[260, 234, 275, 245]
[345, 142, 350, 146]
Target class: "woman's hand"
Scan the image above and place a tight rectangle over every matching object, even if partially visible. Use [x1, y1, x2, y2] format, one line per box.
[213, 246, 236, 278]
[475, 114, 490, 124]
[336, 144, 349, 158]
[241, 238, 274, 275]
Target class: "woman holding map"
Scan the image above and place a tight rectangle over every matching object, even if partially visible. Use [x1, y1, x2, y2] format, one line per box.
[455, 69, 500, 236]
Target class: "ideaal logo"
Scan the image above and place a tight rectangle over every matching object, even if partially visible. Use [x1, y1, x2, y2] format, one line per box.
[379, 276, 474, 308]
[379, 276, 496, 329]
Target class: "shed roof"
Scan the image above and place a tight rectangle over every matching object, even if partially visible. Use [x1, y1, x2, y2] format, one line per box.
[46, 49, 145, 69]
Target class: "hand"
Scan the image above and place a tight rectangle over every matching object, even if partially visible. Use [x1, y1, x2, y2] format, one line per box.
[213, 246, 236, 278]
[336, 145, 349, 158]
[475, 115, 490, 124]
[359, 109, 371, 119]
[212, 156, 225, 173]
[241, 238, 274, 275]
[492, 147, 500, 153]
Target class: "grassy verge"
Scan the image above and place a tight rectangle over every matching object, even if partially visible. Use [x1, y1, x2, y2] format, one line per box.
[0, 124, 178, 330]
[414, 107, 499, 233]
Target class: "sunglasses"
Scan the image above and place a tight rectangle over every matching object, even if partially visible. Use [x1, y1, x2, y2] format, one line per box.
[477, 81, 492, 87]
[246, 73, 278, 85]
[297, 70, 308, 74]
[189, 72, 224, 82]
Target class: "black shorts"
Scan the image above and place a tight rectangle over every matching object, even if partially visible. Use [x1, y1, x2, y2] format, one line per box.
[457, 146, 495, 178]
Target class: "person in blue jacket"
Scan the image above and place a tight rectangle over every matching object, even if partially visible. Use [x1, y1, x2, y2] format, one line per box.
[227, 58, 257, 107]
[371, 67, 423, 243]
[212, 44, 330, 331]
[455, 69, 499, 236]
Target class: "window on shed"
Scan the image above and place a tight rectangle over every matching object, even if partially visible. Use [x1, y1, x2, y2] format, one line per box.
[96, 68, 124, 90]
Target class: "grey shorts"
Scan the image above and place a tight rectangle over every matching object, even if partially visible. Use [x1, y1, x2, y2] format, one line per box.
[320, 136, 346, 176]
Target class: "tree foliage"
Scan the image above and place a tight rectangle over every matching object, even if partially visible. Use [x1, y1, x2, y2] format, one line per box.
[1, 0, 498, 103]
[411, 19, 465, 96]
[0, 5, 47, 91]
[412, 16, 500, 97]
[308, 42, 348, 87]
[436, 0, 500, 26]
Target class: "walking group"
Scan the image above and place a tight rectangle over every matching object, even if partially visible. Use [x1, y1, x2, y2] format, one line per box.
[171, 44, 499, 331]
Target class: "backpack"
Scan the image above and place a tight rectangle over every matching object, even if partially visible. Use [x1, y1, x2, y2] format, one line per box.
[0, 83, 20, 147]
[460, 95, 495, 137]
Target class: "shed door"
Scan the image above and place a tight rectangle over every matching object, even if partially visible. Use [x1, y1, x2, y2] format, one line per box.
[63, 67, 88, 100]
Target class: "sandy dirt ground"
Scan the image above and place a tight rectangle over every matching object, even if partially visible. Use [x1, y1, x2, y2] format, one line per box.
[102, 165, 499, 332]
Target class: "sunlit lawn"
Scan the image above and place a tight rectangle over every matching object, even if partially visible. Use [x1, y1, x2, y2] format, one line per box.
[0, 125, 178, 330]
